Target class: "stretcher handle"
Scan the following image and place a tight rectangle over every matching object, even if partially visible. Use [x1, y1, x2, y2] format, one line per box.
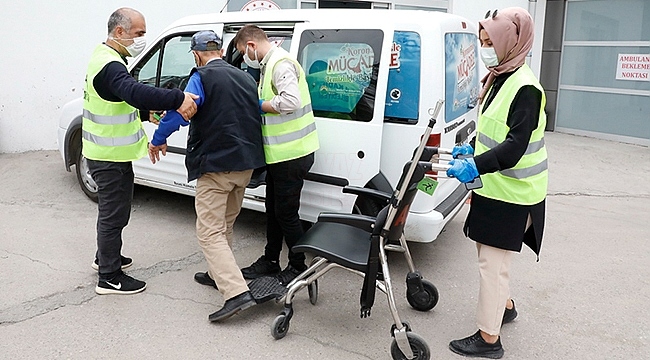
[383, 100, 444, 232]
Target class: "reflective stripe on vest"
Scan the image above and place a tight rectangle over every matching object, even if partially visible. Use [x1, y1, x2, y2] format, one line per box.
[474, 64, 548, 205]
[477, 133, 548, 179]
[83, 108, 138, 125]
[262, 103, 313, 125]
[263, 122, 317, 145]
[81, 44, 148, 162]
[260, 47, 319, 164]
[83, 128, 145, 147]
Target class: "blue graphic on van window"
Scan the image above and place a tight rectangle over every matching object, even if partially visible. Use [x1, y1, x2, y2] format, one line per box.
[445, 33, 479, 123]
[302, 43, 374, 114]
[385, 31, 420, 121]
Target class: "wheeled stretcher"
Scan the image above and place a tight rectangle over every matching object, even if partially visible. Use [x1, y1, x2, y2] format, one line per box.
[248, 100, 460, 360]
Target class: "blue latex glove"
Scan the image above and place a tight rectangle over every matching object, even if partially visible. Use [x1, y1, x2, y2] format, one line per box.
[452, 143, 474, 158]
[447, 158, 479, 183]
[258, 99, 265, 115]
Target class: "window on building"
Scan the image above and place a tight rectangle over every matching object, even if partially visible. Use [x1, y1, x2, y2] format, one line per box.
[557, 0, 650, 143]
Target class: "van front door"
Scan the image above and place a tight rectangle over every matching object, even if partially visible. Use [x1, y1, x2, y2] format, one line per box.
[291, 24, 393, 220]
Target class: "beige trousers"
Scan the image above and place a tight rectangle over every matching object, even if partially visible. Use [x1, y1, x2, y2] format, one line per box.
[476, 215, 531, 335]
[476, 243, 513, 335]
[195, 170, 253, 300]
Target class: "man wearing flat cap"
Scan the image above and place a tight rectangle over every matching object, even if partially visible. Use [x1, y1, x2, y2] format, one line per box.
[149, 30, 265, 322]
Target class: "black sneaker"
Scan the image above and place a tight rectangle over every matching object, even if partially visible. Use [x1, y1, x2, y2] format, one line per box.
[449, 330, 504, 359]
[96, 272, 146, 295]
[92, 256, 133, 271]
[502, 299, 518, 325]
[241, 255, 281, 280]
[276, 264, 305, 286]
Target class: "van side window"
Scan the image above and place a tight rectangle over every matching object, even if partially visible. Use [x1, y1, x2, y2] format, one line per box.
[297, 29, 383, 122]
[444, 33, 480, 123]
[385, 31, 421, 124]
[160, 35, 195, 90]
[132, 45, 161, 86]
[131, 33, 195, 90]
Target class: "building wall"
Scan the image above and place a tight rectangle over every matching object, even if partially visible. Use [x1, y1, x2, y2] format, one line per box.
[0, 0, 544, 153]
[0, 0, 227, 153]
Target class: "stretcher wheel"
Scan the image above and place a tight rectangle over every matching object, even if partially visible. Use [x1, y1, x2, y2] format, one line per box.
[406, 280, 439, 311]
[390, 332, 430, 360]
[271, 313, 290, 339]
[308, 279, 318, 305]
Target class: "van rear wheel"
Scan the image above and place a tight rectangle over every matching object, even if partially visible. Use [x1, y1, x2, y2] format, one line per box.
[75, 147, 98, 203]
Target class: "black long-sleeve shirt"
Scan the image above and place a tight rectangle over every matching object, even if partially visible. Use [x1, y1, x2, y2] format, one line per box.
[473, 70, 543, 175]
[93, 44, 184, 111]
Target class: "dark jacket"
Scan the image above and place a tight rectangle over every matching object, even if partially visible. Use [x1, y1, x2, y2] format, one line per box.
[185, 59, 265, 181]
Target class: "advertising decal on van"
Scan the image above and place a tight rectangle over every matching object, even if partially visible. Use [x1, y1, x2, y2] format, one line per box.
[304, 43, 375, 114]
[385, 31, 421, 121]
[444, 33, 479, 122]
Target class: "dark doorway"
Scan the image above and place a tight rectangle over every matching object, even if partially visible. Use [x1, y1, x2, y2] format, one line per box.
[319, 0, 372, 9]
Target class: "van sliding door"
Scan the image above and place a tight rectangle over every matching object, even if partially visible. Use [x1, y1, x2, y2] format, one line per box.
[291, 22, 394, 218]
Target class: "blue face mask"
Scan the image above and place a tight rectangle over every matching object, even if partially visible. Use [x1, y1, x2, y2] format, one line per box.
[480, 47, 499, 67]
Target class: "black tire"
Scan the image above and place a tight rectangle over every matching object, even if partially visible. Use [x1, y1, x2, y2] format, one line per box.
[406, 280, 439, 312]
[308, 279, 318, 305]
[353, 195, 382, 217]
[390, 332, 430, 360]
[271, 314, 290, 339]
[75, 145, 99, 203]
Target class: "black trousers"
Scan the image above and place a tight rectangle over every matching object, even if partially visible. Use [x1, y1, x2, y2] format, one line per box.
[264, 153, 314, 270]
[87, 159, 134, 281]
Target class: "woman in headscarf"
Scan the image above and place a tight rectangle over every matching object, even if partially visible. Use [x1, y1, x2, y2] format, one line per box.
[446, 7, 548, 359]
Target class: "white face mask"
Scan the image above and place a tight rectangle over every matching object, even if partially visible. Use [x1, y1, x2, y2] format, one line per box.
[480, 47, 499, 67]
[113, 36, 146, 57]
[243, 45, 260, 69]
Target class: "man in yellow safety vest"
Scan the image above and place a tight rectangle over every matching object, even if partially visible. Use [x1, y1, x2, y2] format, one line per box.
[233, 25, 319, 286]
[84, 7, 197, 295]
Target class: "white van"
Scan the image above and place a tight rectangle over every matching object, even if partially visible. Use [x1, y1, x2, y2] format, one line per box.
[57, 9, 480, 243]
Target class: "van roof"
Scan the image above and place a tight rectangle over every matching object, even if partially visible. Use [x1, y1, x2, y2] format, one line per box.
[163, 9, 474, 35]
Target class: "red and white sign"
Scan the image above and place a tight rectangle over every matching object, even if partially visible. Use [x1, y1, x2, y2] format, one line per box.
[615, 54, 650, 81]
[240, 1, 284, 47]
[241, 0, 281, 11]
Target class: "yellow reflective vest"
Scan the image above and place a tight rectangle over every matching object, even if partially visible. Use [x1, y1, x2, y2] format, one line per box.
[474, 64, 548, 205]
[259, 47, 319, 164]
[82, 44, 147, 162]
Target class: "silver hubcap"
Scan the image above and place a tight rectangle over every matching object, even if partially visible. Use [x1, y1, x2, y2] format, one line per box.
[79, 156, 98, 193]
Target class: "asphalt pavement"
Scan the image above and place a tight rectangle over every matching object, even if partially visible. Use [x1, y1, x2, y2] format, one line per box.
[0, 132, 649, 359]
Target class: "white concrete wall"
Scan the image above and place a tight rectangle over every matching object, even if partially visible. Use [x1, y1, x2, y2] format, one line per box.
[0, 0, 544, 153]
[0, 1, 226, 153]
